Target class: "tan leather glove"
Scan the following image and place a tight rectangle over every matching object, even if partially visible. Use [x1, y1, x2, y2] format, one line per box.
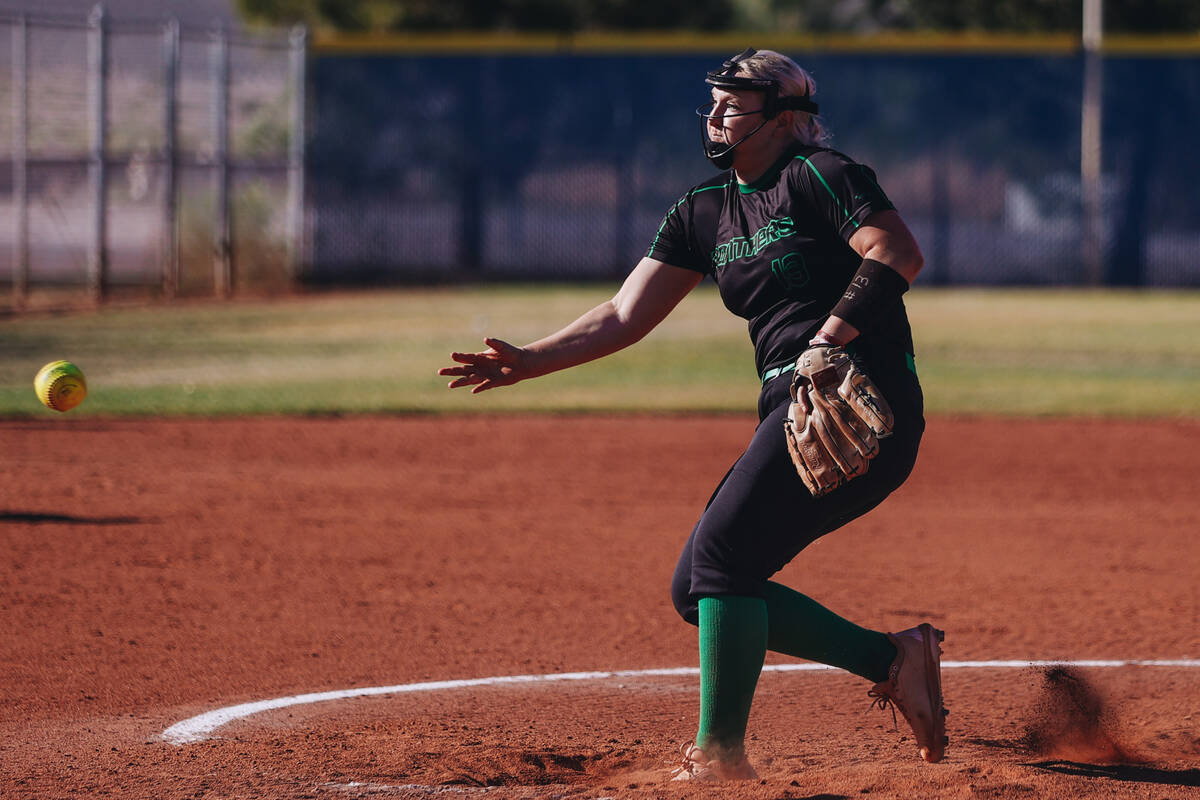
[783, 344, 894, 497]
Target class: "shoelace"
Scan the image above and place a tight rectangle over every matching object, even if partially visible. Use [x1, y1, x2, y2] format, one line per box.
[669, 744, 703, 778]
[866, 687, 901, 731]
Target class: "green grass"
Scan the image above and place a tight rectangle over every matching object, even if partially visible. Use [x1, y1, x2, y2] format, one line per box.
[1, 286, 1198, 417]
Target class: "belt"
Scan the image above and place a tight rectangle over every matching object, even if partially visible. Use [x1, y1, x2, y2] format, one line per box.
[760, 362, 797, 385]
[761, 349, 917, 385]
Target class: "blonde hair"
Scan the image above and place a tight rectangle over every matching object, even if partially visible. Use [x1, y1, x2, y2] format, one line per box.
[735, 49, 829, 146]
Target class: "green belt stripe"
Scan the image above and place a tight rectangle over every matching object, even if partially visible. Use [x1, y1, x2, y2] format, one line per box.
[760, 362, 797, 384]
[761, 350, 917, 384]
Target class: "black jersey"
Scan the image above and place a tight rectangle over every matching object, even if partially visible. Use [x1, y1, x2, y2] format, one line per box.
[647, 144, 916, 377]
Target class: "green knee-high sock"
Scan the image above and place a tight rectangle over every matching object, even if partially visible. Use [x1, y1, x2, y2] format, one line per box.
[763, 581, 897, 683]
[696, 595, 768, 757]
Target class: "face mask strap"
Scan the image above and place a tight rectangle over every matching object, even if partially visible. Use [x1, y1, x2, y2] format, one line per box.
[703, 47, 819, 119]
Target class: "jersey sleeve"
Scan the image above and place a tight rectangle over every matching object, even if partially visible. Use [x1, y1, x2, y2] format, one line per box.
[645, 194, 709, 274]
[792, 150, 896, 243]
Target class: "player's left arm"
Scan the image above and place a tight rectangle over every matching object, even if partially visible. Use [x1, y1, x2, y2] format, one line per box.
[849, 210, 923, 284]
[815, 210, 923, 345]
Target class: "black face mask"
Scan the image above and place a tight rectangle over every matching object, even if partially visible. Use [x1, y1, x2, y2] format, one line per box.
[708, 146, 736, 171]
[697, 105, 772, 170]
[698, 47, 819, 170]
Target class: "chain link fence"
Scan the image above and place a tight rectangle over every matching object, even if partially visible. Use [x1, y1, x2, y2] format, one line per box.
[5, 24, 1197, 304]
[0, 6, 303, 309]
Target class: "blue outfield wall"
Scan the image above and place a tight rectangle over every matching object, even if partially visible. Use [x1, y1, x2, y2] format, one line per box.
[307, 46, 1200, 287]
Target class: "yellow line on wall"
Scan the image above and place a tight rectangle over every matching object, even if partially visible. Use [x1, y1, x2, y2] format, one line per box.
[310, 30, 1200, 57]
[1100, 34, 1200, 55]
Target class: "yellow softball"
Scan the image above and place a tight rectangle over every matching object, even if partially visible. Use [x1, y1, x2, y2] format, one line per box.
[34, 360, 88, 412]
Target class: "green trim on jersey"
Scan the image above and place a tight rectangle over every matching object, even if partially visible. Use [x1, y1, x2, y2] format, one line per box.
[647, 198, 686, 256]
[647, 183, 727, 258]
[794, 155, 859, 230]
[739, 150, 796, 195]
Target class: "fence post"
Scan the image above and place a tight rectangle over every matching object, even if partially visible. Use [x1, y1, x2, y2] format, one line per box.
[286, 24, 307, 282]
[211, 24, 232, 297]
[162, 19, 180, 298]
[12, 16, 29, 308]
[88, 4, 108, 302]
[1080, 0, 1105, 285]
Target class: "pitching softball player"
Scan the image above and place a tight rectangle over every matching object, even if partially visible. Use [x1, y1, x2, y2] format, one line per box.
[440, 48, 946, 781]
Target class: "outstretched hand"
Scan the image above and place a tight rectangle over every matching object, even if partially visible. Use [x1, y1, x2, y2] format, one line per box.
[438, 337, 527, 393]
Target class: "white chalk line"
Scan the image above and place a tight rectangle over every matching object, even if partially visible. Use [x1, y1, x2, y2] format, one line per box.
[161, 659, 1200, 746]
[324, 782, 493, 796]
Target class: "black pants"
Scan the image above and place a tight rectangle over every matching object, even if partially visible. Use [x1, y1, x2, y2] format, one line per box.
[670, 353, 925, 625]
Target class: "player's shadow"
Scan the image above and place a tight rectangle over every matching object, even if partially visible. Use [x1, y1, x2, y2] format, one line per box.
[0, 511, 146, 525]
[1024, 761, 1200, 787]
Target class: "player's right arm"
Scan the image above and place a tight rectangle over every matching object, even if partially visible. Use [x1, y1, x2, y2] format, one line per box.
[439, 257, 703, 393]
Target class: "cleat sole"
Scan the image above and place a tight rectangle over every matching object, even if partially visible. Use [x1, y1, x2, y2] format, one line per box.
[918, 623, 947, 763]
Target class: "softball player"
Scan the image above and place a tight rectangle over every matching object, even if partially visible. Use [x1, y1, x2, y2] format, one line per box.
[440, 48, 946, 781]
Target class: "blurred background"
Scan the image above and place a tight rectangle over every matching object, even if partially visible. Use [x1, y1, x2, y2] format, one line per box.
[1, 0, 1198, 309]
[1, 2, 1198, 419]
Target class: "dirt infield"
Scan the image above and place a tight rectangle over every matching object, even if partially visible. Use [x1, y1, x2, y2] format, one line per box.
[2, 415, 1198, 799]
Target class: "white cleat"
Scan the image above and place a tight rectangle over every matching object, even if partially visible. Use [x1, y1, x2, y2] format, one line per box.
[868, 622, 949, 763]
[668, 742, 760, 781]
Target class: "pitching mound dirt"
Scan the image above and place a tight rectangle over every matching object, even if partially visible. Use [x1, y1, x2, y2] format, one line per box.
[1021, 666, 1141, 764]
